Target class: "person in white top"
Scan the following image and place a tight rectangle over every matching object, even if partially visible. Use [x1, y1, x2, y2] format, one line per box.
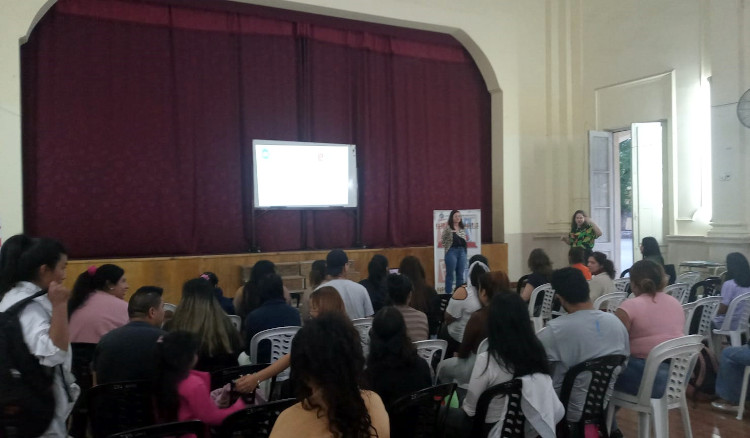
[586, 251, 616, 302]
[442, 256, 488, 356]
[316, 249, 373, 319]
[0, 235, 79, 437]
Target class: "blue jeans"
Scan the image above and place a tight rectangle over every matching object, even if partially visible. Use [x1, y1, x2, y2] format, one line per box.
[444, 246, 467, 294]
[716, 344, 750, 403]
[614, 357, 670, 398]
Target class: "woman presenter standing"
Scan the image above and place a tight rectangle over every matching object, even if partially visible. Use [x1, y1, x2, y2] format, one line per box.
[441, 210, 468, 294]
[561, 209, 602, 257]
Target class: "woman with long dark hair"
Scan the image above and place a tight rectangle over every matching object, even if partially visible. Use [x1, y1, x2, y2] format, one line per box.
[166, 277, 243, 372]
[154, 331, 245, 429]
[359, 254, 389, 313]
[234, 260, 276, 319]
[363, 307, 432, 406]
[300, 259, 327, 322]
[398, 256, 439, 335]
[68, 264, 129, 343]
[587, 251, 616, 301]
[460, 292, 563, 437]
[270, 312, 389, 437]
[0, 235, 78, 437]
[640, 237, 664, 265]
[441, 210, 468, 294]
[714, 252, 750, 328]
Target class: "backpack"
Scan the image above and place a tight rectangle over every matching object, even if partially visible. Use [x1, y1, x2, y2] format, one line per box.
[0, 289, 56, 438]
[686, 341, 719, 401]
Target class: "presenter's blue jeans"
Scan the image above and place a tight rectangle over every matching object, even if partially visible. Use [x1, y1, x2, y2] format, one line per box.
[444, 247, 467, 294]
[716, 344, 750, 403]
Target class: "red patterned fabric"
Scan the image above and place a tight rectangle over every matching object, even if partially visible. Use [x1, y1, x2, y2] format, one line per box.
[22, 0, 491, 257]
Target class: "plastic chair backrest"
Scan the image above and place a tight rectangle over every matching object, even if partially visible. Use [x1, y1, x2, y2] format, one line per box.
[528, 284, 555, 331]
[689, 277, 722, 301]
[219, 398, 297, 438]
[593, 292, 628, 313]
[107, 420, 206, 438]
[87, 380, 155, 438]
[559, 355, 627, 429]
[635, 335, 703, 407]
[516, 274, 531, 295]
[389, 382, 456, 438]
[683, 296, 721, 336]
[228, 315, 242, 332]
[352, 317, 373, 357]
[613, 278, 630, 293]
[471, 379, 525, 438]
[620, 268, 630, 278]
[664, 283, 690, 305]
[675, 271, 701, 289]
[716, 292, 750, 332]
[413, 339, 447, 370]
[162, 302, 177, 313]
[249, 326, 301, 380]
[210, 363, 272, 390]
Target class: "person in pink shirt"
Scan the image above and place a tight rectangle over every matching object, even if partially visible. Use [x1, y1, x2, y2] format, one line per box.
[68, 264, 129, 343]
[154, 331, 245, 435]
[614, 260, 685, 397]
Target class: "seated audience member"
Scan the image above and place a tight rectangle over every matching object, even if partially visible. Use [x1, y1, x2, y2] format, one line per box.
[201, 271, 234, 315]
[442, 256, 489, 357]
[166, 277, 243, 372]
[386, 273, 428, 342]
[299, 259, 326, 323]
[640, 236, 665, 266]
[711, 343, 750, 412]
[520, 248, 554, 302]
[449, 292, 563, 438]
[398, 256, 440, 336]
[269, 312, 389, 438]
[317, 249, 374, 319]
[540, 268, 629, 422]
[235, 287, 347, 394]
[244, 274, 301, 362]
[68, 264, 129, 343]
[359, 254, 389, 313]
[587, 252, 616, 301]
[438, 271, 509, 386]
[714, 252, 750, 329]
[362, 307, 432, 407]
[234, 260, 276, 320]
[94, 286, 166, 384]
[614, 260, 684, 397]
[154, 331, 246, 429]
[568, 247, 592, 280]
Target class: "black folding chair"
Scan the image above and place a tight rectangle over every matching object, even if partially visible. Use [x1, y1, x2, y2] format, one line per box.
[471, 379, 525, 438]
[69, 342, 97, 438]
[558, 355, 627, 438]
[389, 383, 456, 438]
[217, 398, 297, 438]
[515, 274, 531, 295]
[434, 294, 452, 337]
[689, 276, 722, 302]
[88, 380, 155, 438]
[107, 420, 205, 438]
[210, 363, 275, 405]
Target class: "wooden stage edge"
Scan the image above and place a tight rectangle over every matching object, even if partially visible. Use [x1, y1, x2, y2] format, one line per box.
[63, 243, 509, 306]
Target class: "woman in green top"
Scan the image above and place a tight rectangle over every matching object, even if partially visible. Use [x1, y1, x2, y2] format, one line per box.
[561, 210, 602, 255]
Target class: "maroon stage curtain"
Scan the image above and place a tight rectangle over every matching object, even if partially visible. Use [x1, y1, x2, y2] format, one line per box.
[22, 0, 491, 258]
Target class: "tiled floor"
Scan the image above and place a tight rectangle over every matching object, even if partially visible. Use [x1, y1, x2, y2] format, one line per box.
[616, 398, 750, 437]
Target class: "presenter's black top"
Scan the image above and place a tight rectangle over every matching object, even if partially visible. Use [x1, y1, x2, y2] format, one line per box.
[452, 232, 467, 249]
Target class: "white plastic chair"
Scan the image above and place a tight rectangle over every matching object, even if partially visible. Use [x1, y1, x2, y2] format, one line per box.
[227, 315, 242, 332]
[528, 283, 555, 332]
[606, 335, 703, 438]
[675, 271, 701, 290]
[593, 292, 628, 313]
[352, 317, 373, 358]
[738, 366, 750, 420]
[414, 339, 447, 382]
[613, 278, 630, 293]
[711, 292, 750, 357]
[163, 302, 177, 313]
[682, 296, 721, 344]
[249, 326, 301, 383]
[664, 283, 690, 305]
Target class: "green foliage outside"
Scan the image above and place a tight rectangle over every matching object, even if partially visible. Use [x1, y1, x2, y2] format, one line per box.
[619, 138, 632, 216]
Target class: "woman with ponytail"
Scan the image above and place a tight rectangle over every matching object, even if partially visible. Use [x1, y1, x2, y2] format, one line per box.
[586, 251, 616, 301]
[68, 264, 129, 343]
[0, 234, 77, 437]
[613, 260, 684, 397]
